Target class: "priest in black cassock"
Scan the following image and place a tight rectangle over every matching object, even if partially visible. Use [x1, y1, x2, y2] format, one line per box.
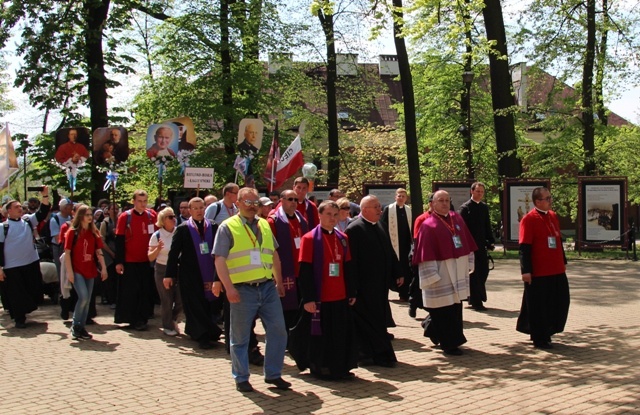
[165, 197, 222, 349]
[346, 195, 403, 368]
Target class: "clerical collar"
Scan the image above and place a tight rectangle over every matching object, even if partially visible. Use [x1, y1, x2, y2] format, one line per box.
[193, 219, 205, 226]
[362, 217, 377, 225]
[397, 204, 405, 209]
[435, 212, 450, 218]
[8, 217, 21, 222]
[321, 227, 334, 234]
[286, 212, 297, 219]
[535, 208, 548, 214]
[472, 199, 481, 204]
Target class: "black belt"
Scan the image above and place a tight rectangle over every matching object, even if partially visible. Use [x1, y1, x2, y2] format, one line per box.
[235, 279, 272, 287]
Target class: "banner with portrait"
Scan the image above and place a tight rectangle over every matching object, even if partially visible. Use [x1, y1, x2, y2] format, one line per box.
[146, 123, 180, 160]
[55, 127, 91, 165]
[92, 126, 129, 166]
[163, 116, 196, 151]
[502, 179, 551, 249]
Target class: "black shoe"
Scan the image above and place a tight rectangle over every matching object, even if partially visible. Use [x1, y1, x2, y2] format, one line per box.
[60, 309, 69, 320]
[70, 325, 81, 340]
[472, 304, 487, 311]
[249, 347, 264, 366]
[199, 340, 214, 350]
[15, 321, 27, 329]
[443, 347, 463, 356]
[408, 307, 417, 318]
[79, 328, 93, 340]
[134, 322, 148, 331]
[386, 332, 395, 340]
[265, 377, 291, 390]
[236, 381, 254, 392]
[85, 318, 96, 325]
[533, 341, 553, 349]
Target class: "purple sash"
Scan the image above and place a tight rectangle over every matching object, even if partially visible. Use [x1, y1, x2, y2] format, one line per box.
[274, 207, 309, 310]
[310, 225, 348, 335]
[187, 218, 216, 301]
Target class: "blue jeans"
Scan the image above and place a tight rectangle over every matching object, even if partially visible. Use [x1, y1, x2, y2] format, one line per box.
[72, 273, 95, 328]
[230, 282, 287, 383]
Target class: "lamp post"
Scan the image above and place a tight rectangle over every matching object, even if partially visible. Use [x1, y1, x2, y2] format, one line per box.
[20, 139, 30, 200]
[461, 70, 474, 180]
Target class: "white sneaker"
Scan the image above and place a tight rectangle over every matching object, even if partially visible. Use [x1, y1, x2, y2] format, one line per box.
[163, 328, 178, 336]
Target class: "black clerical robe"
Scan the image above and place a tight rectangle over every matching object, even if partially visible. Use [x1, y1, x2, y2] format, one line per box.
[345, 217, 399, 365]
[165, 221, 222, 343]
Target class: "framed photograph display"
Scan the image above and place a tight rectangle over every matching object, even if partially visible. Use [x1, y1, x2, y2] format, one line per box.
[432, 181, 474, 212]
[578, 177, 627, 249]
[363, 182, 406, 207]
[502, 179, 551, 249]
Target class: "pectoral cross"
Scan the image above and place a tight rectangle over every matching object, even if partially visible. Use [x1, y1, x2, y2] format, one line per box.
[283, 277, 295, 290]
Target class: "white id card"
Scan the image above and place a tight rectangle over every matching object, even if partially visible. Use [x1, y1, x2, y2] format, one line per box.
[294, 237, 301, 249]
[452, 235, 463, 249]
[329, 263, 340, 277]
[548, 236, 557, 249]
[148, 224, 155, 234]
[250, 250, 261, 265]
[199, 242, 209, 254]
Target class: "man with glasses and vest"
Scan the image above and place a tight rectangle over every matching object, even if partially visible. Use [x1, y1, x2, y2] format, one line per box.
[213, 187, 290, 393]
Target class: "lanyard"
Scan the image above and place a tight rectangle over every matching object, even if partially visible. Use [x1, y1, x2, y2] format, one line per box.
[535, 210, 557, 236]
[434, 213, 456, 236]
[243, 222, 260, 248]
[288, 217, 302, 239]
[322, 232, 339, 262]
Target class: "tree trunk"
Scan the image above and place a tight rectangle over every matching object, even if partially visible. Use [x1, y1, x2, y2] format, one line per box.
[582, 0, 597, 175]
[85, 0, 110, 206]
[462, 0, 474, 180]
[318, 8, 339, 185]
[221, 0, 237, 178]
[595, 0, 608, 126]
[392, 0, 423, 217]
[482, 0, 522, 179]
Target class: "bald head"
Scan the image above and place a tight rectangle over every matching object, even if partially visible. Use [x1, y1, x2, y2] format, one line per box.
[432, 190, 451, 216]
[360, 195, 382, 223]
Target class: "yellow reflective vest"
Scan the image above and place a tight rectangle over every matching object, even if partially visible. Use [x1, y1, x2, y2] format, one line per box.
[225, 215, 275, 284]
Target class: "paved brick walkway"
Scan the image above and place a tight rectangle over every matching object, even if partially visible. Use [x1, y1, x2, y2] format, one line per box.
[1, 259, 639, 414]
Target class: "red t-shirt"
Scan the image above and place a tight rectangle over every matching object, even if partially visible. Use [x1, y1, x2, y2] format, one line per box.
[413, 211, 431, 239]
[268, 215, 304, 277]
[296, 200, 319, 228]
[115, 209, 157, 263]
[519, 209, 565, 277]
[299, 230, 351, 302]
[64, 228, 104, 279]
[59, 221, 71, 245]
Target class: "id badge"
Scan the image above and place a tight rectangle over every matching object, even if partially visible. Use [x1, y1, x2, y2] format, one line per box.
[452, 235, 463, 249]
[199, 242, 209, 254]
[294, 237, 301, 249]
[147, 224, 155, 234]
[329, 263, 340, 277]
[548, 236, 557, 249]
[250, 250, 261, 265]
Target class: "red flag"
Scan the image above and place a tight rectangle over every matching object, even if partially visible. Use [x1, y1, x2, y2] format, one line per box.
[273, 135, 303, 189]
[263, 121, 280, 192]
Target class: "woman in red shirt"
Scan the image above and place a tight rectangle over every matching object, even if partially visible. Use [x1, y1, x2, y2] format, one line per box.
[63, 204, 108, 340]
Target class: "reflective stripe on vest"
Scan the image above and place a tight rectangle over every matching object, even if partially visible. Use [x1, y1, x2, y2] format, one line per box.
[225, 216, 275, 284]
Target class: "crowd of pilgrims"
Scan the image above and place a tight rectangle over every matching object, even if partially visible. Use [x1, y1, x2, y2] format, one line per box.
[0, 179, 569, 389]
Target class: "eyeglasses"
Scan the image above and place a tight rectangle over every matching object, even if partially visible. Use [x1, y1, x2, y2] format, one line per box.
[166, 215, 176, 219]
[241, 200, 261, 207]
[284, 197, 298, 202]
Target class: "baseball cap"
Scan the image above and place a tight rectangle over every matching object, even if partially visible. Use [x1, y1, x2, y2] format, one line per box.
[259, 197, 274, 207]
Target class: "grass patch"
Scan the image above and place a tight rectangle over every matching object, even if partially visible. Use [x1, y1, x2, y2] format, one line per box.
[491, 247, 638, 261]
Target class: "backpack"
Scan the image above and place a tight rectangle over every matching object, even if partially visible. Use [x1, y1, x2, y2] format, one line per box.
[210, 202, 222, 222]
[149, 230, 161, 268]
[125, 209, 153, 232]
[3, 219, 33, 238]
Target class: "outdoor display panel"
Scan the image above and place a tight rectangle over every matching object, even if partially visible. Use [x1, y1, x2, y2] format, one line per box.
[502, 179, 551, 249]
[578, 177, 627, 248]
[432, 181, 474, 212]
[363, 182, 406, 207]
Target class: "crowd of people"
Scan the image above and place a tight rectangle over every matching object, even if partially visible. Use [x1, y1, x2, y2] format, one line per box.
[0, 180, 571, 392]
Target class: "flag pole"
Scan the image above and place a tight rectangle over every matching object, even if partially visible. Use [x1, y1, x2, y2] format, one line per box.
[269, 120, 278, 193]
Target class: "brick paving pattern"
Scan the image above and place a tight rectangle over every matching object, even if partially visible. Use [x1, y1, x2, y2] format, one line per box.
[1, 259, 639, 414]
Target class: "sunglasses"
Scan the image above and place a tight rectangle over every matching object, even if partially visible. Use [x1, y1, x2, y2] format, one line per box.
[241, 200, 261, 207]
[166, 215, 176, 219]
[284, 197, 298, 202]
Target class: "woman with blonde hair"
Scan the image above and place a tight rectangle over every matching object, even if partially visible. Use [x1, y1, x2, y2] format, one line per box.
[148, 207, 182, 336]
[63, 204, 108, 340]
[335, 197, 352, 232]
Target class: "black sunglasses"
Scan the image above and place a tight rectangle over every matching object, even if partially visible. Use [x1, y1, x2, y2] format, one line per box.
[284, 197, 298, 202]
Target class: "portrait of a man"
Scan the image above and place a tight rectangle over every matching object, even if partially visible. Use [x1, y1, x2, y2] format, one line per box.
[146, 124, 179, 159]
[55, 127, 90, 165]
[237, 119, 263, 157]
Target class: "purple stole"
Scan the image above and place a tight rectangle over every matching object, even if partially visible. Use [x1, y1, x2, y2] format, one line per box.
[274, 207, 308, 310]
[310, 225, 348, 335]
[187, 218, 216, 301]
